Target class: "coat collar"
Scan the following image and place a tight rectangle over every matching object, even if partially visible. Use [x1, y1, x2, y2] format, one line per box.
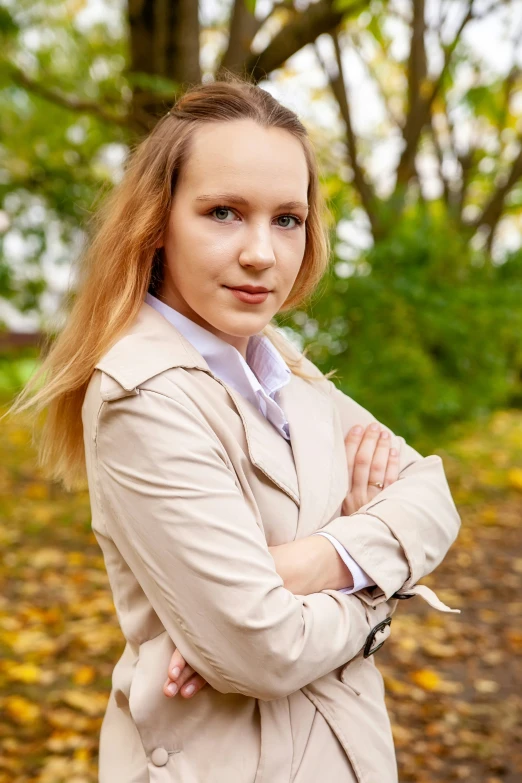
[95, 301, 342, 539]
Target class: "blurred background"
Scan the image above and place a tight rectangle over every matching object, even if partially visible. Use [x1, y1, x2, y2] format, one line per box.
[0, 0, 521, 780]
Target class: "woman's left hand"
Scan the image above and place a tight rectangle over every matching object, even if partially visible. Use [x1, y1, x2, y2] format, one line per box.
[163, 648, 208, 699]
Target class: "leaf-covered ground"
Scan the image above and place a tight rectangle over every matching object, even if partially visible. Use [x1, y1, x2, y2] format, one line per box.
[0, 402, 521, 782]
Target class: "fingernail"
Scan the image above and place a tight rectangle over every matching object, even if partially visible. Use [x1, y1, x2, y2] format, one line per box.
[351, 425, 362, 435]
[380, 431, 389, 439]
[390, 448, 398, 456]
[167, 682, 178, 696]
[171, 667, 180, 679]
[369, 422, 380, 431]
[183, 684, 195, 696]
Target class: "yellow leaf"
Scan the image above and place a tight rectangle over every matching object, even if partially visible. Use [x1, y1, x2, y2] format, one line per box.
[383, 675, 409, 695]
[73, 665, 96, 685]
[421, 640, 458, 658]
[474, 679, 499, 694]
[411, 668, 440, 691]
[479, 507, 498, 525]
[5, 695, 41, 724]
[397, 637, 418, 652]
[61, 690, 108, 716]
[10, 629, 58, 656]
[507, 468, 522, 491]
[31, 548, 65, 569]
[67, 551, 85, 567]
[507, 630, 522, 651]
[32, 505, 55, 524]
[5, 662, 43, 684]
[24, 482, 50, 500]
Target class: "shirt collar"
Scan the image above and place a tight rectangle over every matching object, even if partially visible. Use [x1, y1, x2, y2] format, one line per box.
[144, 292, 291, 404]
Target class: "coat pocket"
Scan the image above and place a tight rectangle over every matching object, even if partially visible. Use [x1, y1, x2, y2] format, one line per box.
[128, 630, 181, 751]
[128, 630, 263, 782]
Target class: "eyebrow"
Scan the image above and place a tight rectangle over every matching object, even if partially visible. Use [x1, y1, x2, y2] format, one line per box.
[195, 193, 309, 211]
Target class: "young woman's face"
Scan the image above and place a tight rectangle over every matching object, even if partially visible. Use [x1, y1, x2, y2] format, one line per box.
[157, 118, 309, 357]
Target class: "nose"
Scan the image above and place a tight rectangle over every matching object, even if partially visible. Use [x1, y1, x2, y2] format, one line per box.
[238, 222, 276, 270]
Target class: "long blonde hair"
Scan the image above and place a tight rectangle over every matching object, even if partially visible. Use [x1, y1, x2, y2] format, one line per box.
[4, 73, 336, 491]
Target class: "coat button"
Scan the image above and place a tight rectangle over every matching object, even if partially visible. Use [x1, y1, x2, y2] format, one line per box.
[151, 747, 169, 766]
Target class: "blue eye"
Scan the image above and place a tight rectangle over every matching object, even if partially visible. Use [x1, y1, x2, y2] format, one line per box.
[276, 215, 302, 228]
[209, 206, 302, 229]
[212, 207, 235, 222]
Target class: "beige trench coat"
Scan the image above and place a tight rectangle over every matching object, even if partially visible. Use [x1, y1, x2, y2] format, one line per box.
[81, 300, 461, 783]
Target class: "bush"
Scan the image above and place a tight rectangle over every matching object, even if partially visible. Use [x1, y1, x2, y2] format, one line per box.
[290, 211, 522, 449]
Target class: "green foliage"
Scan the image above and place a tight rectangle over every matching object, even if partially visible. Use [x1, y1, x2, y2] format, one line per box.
[288, 209, 522, 449]
[0, 347, 40, 402]
[0, 0, 131, 316]
[1, 0, 521, 447]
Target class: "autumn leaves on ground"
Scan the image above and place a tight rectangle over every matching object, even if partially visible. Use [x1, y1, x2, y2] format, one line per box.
[0, 402, 521, 783]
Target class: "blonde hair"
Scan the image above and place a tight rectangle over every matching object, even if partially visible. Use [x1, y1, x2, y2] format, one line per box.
[4, 73, 336, 491]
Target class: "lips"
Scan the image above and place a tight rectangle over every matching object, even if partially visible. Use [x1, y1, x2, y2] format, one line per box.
[226, 287, 270, 304]
[226, 286, 271, 293]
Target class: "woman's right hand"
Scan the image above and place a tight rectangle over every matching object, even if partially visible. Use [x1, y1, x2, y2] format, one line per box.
[163, 647, 208, 700]
[341, 422, 400, 516]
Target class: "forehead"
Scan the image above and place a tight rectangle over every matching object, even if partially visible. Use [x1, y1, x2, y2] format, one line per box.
[179, 119, 309, 196]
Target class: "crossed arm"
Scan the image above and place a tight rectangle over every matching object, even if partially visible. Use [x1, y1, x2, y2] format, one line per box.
[163, 421, 403, 699]
[96, 375, 460, 702]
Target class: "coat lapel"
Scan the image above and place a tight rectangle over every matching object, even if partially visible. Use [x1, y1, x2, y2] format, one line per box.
[217, 381, 301, 506]
[96, 300, 343, 539]
[277, 375, 340, 539]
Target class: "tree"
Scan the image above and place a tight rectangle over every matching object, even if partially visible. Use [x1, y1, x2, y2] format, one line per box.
[2, 1, 521, 312]
[0, 0, 369, 321]
[1, 0, 521, 442]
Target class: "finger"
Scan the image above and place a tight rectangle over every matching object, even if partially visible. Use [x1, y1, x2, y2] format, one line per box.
[164, 664, 196, 697]
[179, 673, 208, 699]
[168, 648, 187, 680]
[383, 446, 400, 488]
[351, 423, 382, 494]
[344, 426, 364, 491]
[164, 677, 178, 697]
[367, 430, 392, 487]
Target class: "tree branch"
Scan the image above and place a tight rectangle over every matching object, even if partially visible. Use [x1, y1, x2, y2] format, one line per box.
[407, 0, 427, 130]
[350, 30, 402, 128]
[395, 0, 475, 190]
[240, 0, 369, 84]
[472, 139, 522, 237]
[217, 0, 260, 75]
[429, 118, 450, 207]
[217, 0, 299, 77]
[256, 0, 296, 30]
[8, 63, 144, 131]
[314, 30, 380, 238]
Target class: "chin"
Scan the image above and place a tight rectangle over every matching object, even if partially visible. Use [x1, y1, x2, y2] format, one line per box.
[220, 318, 269, 337]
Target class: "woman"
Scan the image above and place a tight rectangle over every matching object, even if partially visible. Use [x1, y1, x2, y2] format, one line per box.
[7, 76, 460, 782]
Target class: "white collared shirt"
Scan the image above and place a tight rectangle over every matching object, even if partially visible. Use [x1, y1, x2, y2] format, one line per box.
[144, 292, 372, 594]
[145, 292, 292, 440]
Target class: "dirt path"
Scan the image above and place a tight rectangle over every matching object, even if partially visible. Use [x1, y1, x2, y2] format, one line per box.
[379, 411, 522, 782]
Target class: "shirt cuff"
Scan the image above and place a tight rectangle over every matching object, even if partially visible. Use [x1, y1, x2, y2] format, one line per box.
[312, 531, 375, 594]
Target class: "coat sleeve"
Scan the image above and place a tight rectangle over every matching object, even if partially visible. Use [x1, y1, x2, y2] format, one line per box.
[315, 375, 461, 600]
[93, 385, 390, 702]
